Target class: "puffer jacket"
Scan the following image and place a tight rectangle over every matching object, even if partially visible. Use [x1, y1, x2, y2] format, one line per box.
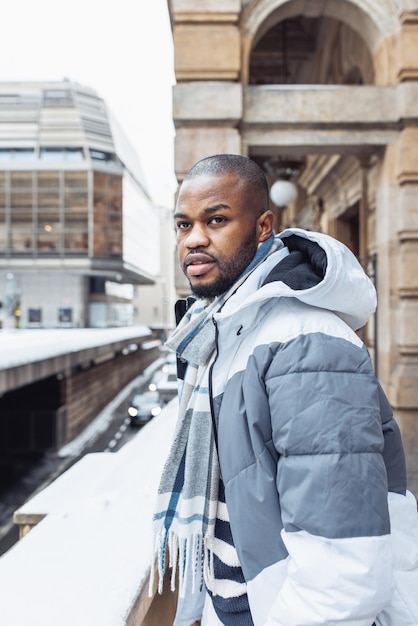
[176, 228, 418, 626]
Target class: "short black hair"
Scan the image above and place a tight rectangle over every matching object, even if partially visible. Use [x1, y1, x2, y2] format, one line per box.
[184, 154, 270, 213]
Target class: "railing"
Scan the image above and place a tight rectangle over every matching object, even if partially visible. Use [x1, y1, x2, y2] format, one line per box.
[0, 399, 179, 626]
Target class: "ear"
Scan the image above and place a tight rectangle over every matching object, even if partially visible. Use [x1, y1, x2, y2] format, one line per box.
[257, 210, 274, 243]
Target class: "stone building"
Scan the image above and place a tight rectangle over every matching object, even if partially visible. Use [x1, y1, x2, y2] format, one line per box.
[168, 0, 418, 489]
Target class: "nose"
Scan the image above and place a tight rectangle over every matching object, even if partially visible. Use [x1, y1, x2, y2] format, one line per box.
[184, 223, 210, 249]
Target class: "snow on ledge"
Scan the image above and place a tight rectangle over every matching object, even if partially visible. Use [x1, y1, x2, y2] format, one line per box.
[0, 326, 153, 370]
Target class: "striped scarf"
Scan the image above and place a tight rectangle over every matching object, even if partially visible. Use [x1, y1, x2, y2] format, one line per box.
[150, 234, 281, 598]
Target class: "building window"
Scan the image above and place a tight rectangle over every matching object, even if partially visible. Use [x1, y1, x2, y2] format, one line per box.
[64, 190, 88, 211]
[1, 170, 91, 258]
[38, 193, 60, 214]
[28, 308, 42, 324]
[11, 191, 32, 210]
[64, 231, 88, 252]
[0, 212, 6, 251]
[64, 171, 88, 188]
[58, 307, 72, 323]
[66, 148, 84, 161]
[37, 222, 61, 252]
[43, 89, 74, 107]
[93, 172, 122, 258]
[38, 171, 60, 188]
[63, 171, 88, 255]
[39, 147, 84, 161]
[90, 149, 116, 163]
[11, 229, 33, 253]
[11, 171, 33, 189]
[0, 148, 35, 161]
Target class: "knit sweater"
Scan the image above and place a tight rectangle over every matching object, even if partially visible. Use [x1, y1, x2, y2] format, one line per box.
[207, 479, 254, 626]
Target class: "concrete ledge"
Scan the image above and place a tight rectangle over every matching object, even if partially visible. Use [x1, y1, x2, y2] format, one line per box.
[13, 453, 118, 536]
[243, 84, 418, 126]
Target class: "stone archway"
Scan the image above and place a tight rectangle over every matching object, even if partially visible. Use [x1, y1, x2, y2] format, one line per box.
[240, 2, 382, 257]
[241, 0, 399, 84]
[246, 14, 375, 86]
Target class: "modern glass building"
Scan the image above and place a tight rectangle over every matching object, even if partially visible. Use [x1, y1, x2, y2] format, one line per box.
[0, 80, 161, 328]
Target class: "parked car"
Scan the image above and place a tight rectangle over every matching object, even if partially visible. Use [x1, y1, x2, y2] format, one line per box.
[148, 359, 177, 392]
[127, 390, 164, 426]
[154, 369, 178, 402]
[148, 368, 166, 392]
[162, 361, 176, 375]
[162, 352, 177, 367]
[148, 365, 178, 400]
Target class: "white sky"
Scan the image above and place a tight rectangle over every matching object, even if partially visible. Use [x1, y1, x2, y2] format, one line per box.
[0, 0, 178, 208]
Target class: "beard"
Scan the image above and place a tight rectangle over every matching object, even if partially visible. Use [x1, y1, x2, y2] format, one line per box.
[187, 231, 258, 299]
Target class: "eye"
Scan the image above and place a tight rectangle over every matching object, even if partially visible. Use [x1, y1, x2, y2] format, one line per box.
[209, 216, 227, 225]
[175, 221, 191, 231]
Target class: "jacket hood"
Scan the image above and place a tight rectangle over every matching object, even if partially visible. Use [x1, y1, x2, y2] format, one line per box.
[272, 228, 376, 330]
[176, 229, 376, 334]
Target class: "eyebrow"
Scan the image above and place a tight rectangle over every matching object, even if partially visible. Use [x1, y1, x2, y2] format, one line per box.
[174, 204, 231, 219]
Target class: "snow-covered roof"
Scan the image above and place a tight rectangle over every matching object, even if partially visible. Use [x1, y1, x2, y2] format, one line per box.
[0, 326, 152, 370]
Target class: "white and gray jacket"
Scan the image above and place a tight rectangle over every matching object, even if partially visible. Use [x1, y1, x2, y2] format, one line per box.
[175, 228, 418, 626]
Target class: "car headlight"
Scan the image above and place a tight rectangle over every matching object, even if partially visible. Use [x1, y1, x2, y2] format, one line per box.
[128, 406, 138, 417]
[151, 406, 162, 417]
[148, 383, 157, 391]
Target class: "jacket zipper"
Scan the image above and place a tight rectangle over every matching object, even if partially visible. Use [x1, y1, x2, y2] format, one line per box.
[208, 316, 221, 470]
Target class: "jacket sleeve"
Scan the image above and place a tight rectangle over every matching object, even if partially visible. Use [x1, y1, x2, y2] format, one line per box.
[264, 331, 393, 626]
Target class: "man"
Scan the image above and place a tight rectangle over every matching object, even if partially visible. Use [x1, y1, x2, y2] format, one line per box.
[152, 154, 418, 626]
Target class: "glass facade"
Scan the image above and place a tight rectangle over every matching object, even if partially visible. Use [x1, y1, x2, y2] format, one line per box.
[0, 169, 123, 258]
[0, 172, 6, 250]
[93, 172, 122, 258]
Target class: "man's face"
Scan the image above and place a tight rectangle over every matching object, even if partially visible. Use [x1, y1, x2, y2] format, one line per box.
[174, 173, 272, 299]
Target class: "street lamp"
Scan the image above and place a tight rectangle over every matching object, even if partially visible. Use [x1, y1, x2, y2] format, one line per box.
[269, 179, 298, 208]
[264, 157, 304, 209]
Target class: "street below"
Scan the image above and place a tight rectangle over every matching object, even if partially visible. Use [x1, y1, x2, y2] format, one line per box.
[0, 367, 161, 556]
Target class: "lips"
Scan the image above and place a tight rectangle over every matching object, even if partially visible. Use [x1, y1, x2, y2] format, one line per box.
[184, 253, 216, 278]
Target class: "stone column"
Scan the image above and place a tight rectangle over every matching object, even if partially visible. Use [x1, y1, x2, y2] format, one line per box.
[169, 0, 242, 179]
[371, 8, 418, 493]
[375, 125, 418, 494]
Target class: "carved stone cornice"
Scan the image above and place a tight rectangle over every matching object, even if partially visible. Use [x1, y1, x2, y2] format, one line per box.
[399, 10, 418, 25]
[398, 288, 418, 298]
[173, 13, 239, 23]
[397, 171, 418, 185]
[398, 344, 418, 356]
[398, 229, 418, 242]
